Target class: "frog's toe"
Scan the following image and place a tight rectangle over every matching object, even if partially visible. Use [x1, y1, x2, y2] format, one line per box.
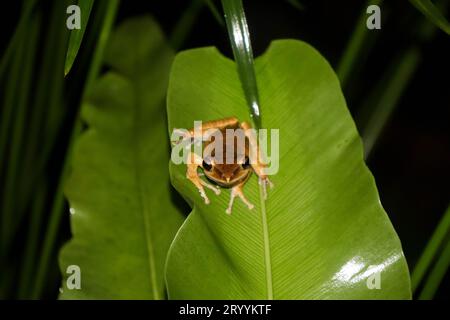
[199, 189, 210, 204]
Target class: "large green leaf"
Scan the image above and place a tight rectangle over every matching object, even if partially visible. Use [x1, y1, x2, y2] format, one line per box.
[59, 16, 184, 299]
[165, 40, 411, 299]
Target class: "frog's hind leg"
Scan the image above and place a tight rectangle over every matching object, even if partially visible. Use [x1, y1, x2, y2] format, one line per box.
[194, 117, 239, 133]
[175, 117, 239, 146]
[186, 152, 220, 205]
[226, 182, 254, 214]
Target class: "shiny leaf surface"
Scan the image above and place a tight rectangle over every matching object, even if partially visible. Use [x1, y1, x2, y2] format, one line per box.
[165, 40, 411, 299]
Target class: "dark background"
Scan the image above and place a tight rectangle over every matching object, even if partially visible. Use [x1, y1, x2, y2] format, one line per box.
[0, 0, 449, 299]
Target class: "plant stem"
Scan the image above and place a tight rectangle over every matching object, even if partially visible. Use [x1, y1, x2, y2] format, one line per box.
[412, 204, 450, 293]
[222, 0, 261, 129]
[31, 0, 120, 299]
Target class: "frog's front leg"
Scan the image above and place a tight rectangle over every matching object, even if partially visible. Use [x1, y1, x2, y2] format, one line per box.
[186, 152, 220, 204]
[226, 182, 254, 214]
[240, 121, 274, 199]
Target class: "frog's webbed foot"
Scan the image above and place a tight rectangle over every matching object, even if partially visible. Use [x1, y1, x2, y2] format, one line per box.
[187, 172, 210, 204]
[187, 171, 222, 204]
[226, 183, 254, 215]
[186, 152, 220, 204]
[201, 179, 221, 196]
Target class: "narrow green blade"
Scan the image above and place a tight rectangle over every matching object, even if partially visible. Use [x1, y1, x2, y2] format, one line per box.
[65, 0, 95, 76]
[222, 0, 261, 128]
[409, 0, 450, 35]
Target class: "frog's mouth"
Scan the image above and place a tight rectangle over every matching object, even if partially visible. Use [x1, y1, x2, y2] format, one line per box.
[204, 170, 252, 189]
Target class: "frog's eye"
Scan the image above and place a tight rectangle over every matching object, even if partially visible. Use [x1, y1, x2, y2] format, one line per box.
[242, 156, 250, 169]
[202, 160, 212, 171]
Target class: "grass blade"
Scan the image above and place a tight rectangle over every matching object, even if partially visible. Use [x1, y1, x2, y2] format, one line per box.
[358, 0, 446, 158]
[170, 0, 203, 50]
[0, 0, 38, 78]
[0, 0, 38, 168]
[418, 238, 450, 299]
[65, 0, 95, 76]
[412, 205, 450, 293]
[221, 0, 261, 129]
[2, 0, 71, 257]
[17, 180, 47, 299]
[285, 0, 305, 11]
[0, 5, 31, 253]
[0, 4, 42, 256]
[337, 0, 383, 87]
[360, 48, 420, 158]
[409, 0, 450, 35]
[31, 0, 120, 299]
[203, 0, 225, 27]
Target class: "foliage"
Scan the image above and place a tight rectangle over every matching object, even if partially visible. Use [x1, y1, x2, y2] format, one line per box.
[165, 41, 411, 299]
[59, 16, 184, 299]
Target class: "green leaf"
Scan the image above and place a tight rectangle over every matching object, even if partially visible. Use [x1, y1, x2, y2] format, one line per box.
[33, 0, 120, 299]
[165, 40, 411, 299]
[409, 0, 450, 35]
[65, 0, 95, 76]
[59, 16, 184, 299]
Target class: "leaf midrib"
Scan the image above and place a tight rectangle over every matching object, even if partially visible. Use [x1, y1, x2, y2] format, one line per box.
[132, 88, 161, 300]
[259, 182, 273, 299]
